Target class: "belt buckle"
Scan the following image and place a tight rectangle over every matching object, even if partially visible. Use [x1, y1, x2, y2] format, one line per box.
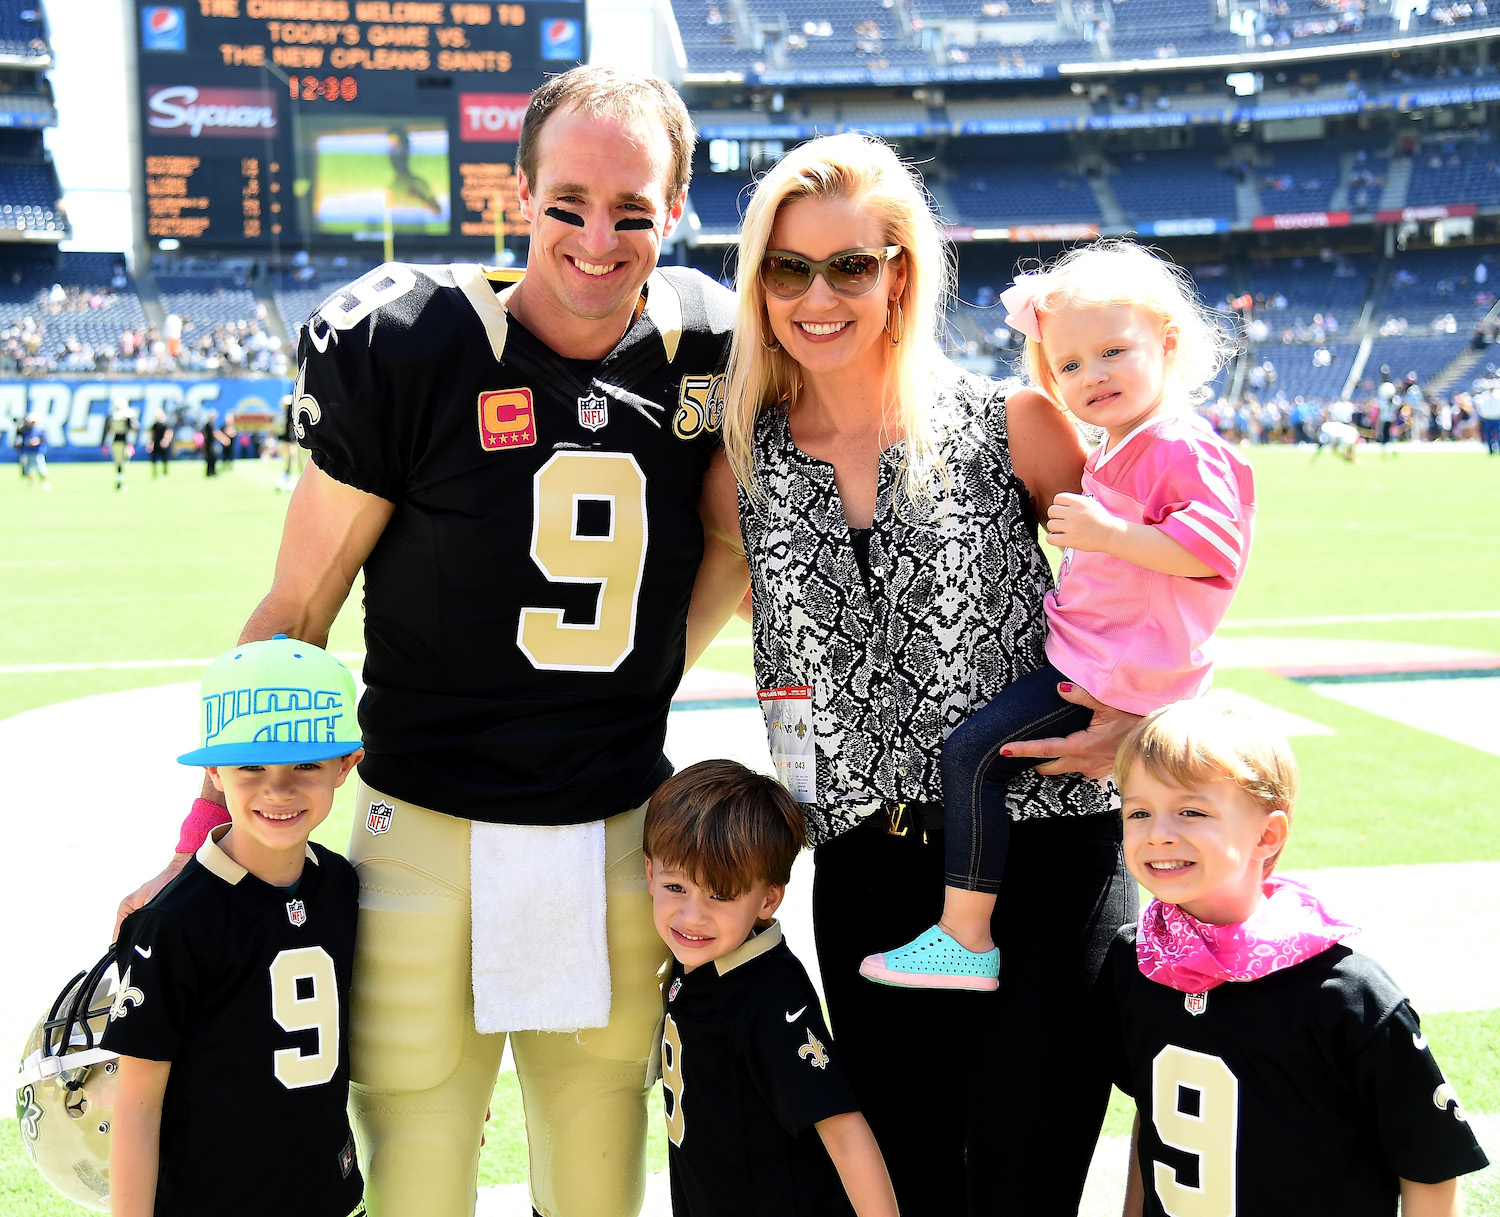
[886, 802, 910, 837]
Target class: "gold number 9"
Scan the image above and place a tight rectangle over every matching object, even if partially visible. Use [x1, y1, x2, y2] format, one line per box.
[662, 1013, 686, 1146]
[518, 452, 648, 672]
[1150, 1045, 1239, 1217]
[270, 946, 340, 1090]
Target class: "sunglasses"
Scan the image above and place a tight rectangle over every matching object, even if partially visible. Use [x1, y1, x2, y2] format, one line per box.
[758, 246, 904, 299]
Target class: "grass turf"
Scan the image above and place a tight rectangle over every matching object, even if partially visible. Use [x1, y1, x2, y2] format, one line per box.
[2, 444, 1497, 1202]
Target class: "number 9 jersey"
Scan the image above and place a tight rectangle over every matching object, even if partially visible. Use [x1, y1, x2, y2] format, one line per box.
[294, 262, 734, 825]
[102, 831, 362, 1217]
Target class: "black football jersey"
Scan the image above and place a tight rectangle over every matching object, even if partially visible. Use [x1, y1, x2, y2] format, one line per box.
[1098, 926, 1488, 1217]
[662, 924, 860, 1217]
[295, 262, 733, 823]
[103, 832, 362, 1217]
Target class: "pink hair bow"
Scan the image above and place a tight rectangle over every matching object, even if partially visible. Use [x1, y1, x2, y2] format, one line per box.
[1000, 273, 1053, 343]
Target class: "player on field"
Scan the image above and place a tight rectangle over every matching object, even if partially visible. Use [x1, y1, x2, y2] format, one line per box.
[105, 400, 139, 491]
[116, 67, 744, 1217]
[863, 241, 1253, 992]
[1098, 698, 1488, 1217]
[643, 760, 897, 1217]
[105, 636, 365, 1217]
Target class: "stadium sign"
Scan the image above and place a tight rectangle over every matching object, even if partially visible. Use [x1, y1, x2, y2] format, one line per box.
[1251, 211, 1352, 232]
[1374, 203, 1479, 224]
[0, 379, 293, 460]
[1139, 218, 1232, 237]
[146, 86, 279, 138]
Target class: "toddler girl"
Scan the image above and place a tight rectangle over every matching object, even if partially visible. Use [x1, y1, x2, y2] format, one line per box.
[862, 240, 1252, 990]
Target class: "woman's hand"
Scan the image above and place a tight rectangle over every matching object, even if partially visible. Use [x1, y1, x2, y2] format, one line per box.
[1001, 684, 1140, 780]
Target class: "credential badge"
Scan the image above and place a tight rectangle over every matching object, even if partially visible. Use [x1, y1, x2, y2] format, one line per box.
[366, 800, 394, 835]
[1184, 991, 1209, 1017]
[287, 899, 308, 928]
[578, 391, 608, 432]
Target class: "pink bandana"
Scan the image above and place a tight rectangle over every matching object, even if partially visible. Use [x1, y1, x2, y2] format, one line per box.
[1136, 876, 1359, 993]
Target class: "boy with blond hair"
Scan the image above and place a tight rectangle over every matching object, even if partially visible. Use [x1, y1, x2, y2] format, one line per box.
[1099, 697, 1487, 1217]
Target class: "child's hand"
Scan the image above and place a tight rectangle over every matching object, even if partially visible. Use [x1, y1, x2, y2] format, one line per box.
[1046, 492, 1120, 553]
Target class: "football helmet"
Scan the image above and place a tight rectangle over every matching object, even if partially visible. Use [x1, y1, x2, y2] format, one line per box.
[14, 949, 121, 1212]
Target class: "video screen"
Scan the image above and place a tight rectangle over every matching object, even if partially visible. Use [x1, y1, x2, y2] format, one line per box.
[304, 117, 451, 237]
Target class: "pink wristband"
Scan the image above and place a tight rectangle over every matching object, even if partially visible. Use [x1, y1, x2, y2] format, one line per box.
[176, 798, 231, 855]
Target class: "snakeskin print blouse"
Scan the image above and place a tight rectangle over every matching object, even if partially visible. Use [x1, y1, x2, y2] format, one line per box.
[738, 371, 1109, 848]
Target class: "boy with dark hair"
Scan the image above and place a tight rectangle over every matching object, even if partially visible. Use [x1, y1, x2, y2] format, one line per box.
[105, 636, 365, 1217]
[643, 759, 898, 1217]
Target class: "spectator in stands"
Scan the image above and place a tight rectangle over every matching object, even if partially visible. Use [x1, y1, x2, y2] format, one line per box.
[713, 132, 1135, 1217]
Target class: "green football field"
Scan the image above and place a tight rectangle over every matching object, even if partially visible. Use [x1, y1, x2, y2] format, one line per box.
[2, 446, 1497, 1213]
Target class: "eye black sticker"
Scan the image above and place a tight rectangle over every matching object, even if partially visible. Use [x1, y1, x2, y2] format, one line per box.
[614, 217, 656, 231]
[544, 207, 585, 227]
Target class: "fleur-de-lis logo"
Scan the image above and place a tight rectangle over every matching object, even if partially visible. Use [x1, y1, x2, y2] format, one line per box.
[797, 1029, 829, 1070]
[109, 966, 145, 1022]
[17, 1084, 43, 1141]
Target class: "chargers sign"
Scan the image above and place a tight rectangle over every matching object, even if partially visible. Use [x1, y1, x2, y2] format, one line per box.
[0, 379, 292, 461]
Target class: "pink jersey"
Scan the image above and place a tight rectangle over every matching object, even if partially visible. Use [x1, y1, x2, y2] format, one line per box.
[1044, 412, 1254, 716]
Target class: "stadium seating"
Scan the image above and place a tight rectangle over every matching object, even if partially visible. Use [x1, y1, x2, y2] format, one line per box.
[944, 157, 1102, 224]
[1257, 142, 1341, 214]
[1405, 134, 1500, 210]
[0, 0, 48, 57]
[1109, 148, 1239, 220]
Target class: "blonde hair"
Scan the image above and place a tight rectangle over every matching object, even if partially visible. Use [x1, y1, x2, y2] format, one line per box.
[722, 133, 956, 511]
[1018, 239, 1237, 410]
[1116, 696, 1298, 876]
[518, 66, 695, 205]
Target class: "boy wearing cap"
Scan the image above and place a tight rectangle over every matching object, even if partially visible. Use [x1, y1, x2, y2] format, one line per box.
[104, 636, 366, 1217]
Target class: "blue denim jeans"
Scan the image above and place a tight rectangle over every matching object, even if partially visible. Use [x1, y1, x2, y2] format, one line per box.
[942, 661, 1094, 892]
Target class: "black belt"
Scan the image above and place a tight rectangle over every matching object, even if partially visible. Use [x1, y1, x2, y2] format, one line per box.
[881, 800, 944, 840]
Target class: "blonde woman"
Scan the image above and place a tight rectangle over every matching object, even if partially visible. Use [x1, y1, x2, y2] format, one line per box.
[690, 134, 1138, 1213]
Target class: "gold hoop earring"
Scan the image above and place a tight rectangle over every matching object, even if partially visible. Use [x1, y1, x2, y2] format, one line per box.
[887, 299, 904, 347]
[763, 324, 780, 351]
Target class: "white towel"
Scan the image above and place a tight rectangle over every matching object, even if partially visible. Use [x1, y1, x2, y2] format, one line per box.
[470, 819, 611, 1034]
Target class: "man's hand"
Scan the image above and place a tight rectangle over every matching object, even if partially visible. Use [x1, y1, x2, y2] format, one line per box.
[114, 854, 190, 940]
[1046, 492, 1119, 554]
[1000, 684, 1140, 780]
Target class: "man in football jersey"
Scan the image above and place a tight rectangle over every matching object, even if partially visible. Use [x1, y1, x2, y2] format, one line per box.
[105, 399, 138, 491]
[116, 67, 744, 1217]
[643, 760, 897, 1217]
[106, 636, 364, 1217]
[1100, 699, 1487, 1217]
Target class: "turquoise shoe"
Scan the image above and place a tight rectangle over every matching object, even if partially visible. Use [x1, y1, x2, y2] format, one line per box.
[859, 925, 1000, 991]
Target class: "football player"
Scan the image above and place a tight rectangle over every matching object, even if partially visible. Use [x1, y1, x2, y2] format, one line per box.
[115, 67, 746, 1217]
[1099, 698, 1487, 1217]
[643, 760, 897, 1217]
[105, 636, 365, 1217]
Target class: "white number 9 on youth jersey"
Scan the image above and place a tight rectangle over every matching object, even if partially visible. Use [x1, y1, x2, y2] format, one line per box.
[270, 946, 340, 1090]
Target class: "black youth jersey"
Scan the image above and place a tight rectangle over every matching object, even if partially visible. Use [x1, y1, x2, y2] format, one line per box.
[662, 924, 860, 1217]
[103, 831, 362, 1217]
[296, 262, 733, 822]
[1099, 926, 1488, 1216]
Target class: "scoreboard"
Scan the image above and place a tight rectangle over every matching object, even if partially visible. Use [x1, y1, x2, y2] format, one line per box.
[135, 0, 585, 248]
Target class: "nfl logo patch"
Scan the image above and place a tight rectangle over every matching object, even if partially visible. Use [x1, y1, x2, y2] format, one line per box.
[1184, 991, 1209, 1016]
[578, 391, 608, 432]
[286, 899, 308, 927]
[367, 801, 394, 835]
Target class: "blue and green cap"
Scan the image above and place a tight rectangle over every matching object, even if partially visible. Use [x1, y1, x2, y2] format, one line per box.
[178, 635, 362, 766]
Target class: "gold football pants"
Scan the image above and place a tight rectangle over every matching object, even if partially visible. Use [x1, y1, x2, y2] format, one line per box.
[346, 783, 669, 1217]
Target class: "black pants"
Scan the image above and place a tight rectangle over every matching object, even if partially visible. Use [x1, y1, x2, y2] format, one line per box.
[813, 809, 1134, 1216]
